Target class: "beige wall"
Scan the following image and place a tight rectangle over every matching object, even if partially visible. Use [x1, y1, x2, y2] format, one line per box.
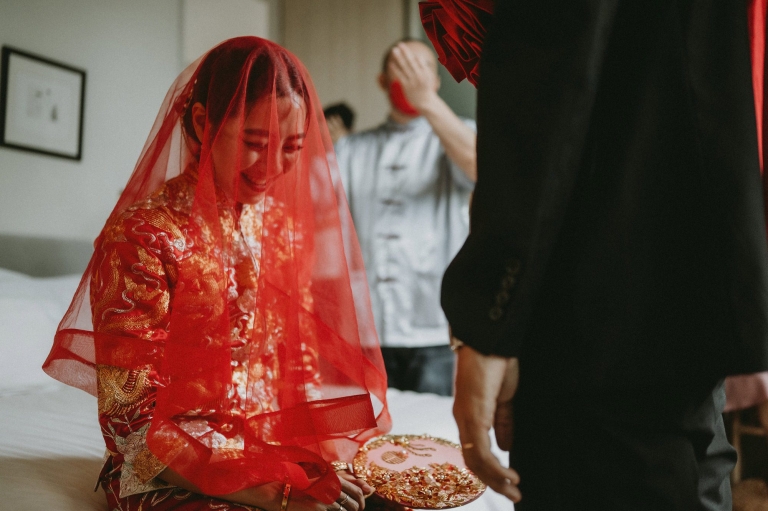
[0, 0, 278, 242]
[182, 0, 271, 66]
[0, 0, 181, 241]
[283, 0, 405, 132]
[0, 1, 474, 243]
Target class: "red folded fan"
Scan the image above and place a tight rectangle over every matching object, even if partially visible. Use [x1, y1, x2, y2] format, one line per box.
[419, 0, 494, 87]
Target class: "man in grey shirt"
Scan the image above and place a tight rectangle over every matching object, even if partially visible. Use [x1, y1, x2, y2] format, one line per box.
[335, 39, 476, 395]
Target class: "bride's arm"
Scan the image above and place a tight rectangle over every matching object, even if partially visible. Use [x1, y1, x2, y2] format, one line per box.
[159, 467, 369, 511]
[158, 467, 284, 510]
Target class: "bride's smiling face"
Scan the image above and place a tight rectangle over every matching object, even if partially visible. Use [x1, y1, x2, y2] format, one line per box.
[192, 94, 306, 204]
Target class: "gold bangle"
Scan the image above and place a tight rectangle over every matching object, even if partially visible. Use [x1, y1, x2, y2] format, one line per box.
[281, 482, 292, 511]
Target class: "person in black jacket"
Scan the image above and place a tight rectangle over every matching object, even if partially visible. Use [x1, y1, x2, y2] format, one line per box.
[441, 1, 768, 509]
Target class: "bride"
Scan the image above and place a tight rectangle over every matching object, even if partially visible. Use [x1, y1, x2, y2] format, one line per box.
[43, 36, 391, 511]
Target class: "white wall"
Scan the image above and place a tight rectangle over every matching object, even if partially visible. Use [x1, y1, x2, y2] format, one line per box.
[283, 0, 475, 132]
[0, 0, 182, 241]
[284, 0, 404, 132]
[182, 0, 270, 66]
[0, 0, 470, 241]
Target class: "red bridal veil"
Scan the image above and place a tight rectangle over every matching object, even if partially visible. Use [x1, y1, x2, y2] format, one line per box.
[43, 37, 390, 502]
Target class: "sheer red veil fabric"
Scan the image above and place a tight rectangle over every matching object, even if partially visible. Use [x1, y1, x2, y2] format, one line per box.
[43, 36, 390, 502]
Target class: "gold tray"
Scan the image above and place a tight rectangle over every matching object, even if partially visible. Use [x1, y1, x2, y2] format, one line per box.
[353, 434, 486, 509]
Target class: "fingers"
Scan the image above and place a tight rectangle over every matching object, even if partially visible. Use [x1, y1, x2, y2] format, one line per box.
[387, 50, 407, 84]
[391, 44, 419, 81]
[494, 400, 514, 452]
[497, 359, 520, 403]
[400, 43, 429, 80]
[338, 470, 374, 497]
[453, 348, 522, 503]
[459, 424, 521, 502]
[390, 44, 429, 87]
[338, 476, 366, 511]
[320, 495, 355, 511]
[289, 475, 370, 511]
[494, 360, 518, 451]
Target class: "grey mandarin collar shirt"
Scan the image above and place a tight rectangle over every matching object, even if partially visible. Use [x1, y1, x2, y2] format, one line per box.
[335, 115, 475, 347]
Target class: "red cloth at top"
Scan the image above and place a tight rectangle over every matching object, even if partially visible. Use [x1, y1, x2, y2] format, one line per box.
[419, 0, 494, 87]
[724, 0, 768, 415]
[749, 0, 768, 237]
[750, 0, 767, 174]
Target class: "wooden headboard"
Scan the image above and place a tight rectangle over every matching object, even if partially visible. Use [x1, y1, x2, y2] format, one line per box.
[0, 234, 93, 277]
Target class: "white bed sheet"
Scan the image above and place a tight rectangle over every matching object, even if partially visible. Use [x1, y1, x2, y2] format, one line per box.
[0, 386, 510, 511]
[0, 386, 105, 510]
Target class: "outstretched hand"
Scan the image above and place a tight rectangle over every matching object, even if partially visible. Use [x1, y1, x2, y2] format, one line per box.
[452, 342, 521, 503]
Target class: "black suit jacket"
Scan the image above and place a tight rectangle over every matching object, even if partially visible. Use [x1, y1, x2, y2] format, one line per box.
[442, 0, 768, 393]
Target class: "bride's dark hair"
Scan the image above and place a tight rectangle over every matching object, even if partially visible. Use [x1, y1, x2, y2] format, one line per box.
[182, 37, 308, 143]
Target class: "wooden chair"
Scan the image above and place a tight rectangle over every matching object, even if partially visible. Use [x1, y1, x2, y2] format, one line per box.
[731, 408, 768, 484]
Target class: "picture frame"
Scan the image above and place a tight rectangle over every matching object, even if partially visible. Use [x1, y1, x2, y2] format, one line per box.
[0, 46, 86, 160]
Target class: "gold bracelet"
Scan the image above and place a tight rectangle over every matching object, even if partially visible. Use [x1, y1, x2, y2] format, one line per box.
[281, 482, 292, 511]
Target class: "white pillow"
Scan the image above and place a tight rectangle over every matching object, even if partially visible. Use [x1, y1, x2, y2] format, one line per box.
[0, 273, 81, 396]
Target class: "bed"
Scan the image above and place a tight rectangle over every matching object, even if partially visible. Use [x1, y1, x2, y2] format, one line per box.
[0, 235, 510, 511]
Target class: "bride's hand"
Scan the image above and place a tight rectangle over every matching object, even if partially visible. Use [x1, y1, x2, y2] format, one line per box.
[336, 466, 374, 495]
[160, 466, 371, 511]
[332, 470, 372, 511]
[279, 473, 369, 511]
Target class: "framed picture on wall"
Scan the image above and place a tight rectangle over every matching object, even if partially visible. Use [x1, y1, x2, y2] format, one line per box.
[0, 46, 86, 160]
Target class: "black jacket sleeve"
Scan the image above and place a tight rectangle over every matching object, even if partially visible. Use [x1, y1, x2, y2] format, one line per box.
[442, 0, 620, 357]
[443, 0, 768, 387]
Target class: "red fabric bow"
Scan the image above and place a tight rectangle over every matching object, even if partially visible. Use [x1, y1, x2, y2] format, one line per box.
[419, 0, 494, 87]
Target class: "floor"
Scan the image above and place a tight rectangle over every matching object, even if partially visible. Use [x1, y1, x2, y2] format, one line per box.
[733, 479, 768, 511]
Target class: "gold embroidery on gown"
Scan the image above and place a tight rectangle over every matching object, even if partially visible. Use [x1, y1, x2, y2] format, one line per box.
[97, 365, 151, 416]
[93, 169, 321, 498]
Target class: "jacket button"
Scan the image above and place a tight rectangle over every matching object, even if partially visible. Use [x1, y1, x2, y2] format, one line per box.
[505, 258, 521, 276]
[495, 291, 510, 305]
[501, 274, 516, 290]
[489, 306, 504, 321]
